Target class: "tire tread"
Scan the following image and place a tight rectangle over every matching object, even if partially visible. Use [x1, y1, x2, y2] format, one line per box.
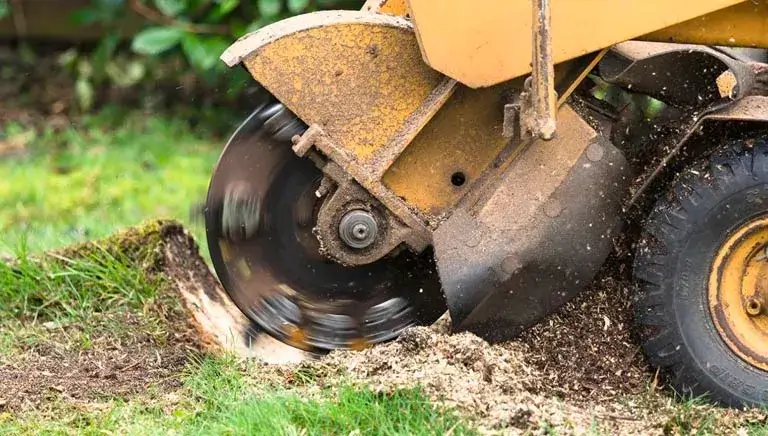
[633, 138, 768, 407]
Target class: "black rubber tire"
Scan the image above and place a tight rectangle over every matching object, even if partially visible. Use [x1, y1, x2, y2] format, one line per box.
[633, 138, 768, 408]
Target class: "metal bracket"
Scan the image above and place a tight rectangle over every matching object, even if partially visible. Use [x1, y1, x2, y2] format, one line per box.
[290, 125, 433, 256]
[502, 102, 521, 140]
[503, 0, 557, 141]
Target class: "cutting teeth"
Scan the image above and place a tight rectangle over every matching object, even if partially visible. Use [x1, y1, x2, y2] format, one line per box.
[235, 258, 252, 279]
[349, 338, 371, 351]
[221, 182, 261, 241]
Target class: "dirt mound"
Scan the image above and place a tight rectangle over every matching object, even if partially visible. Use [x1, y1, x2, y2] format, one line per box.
[313, 322, 763, 435]
[320, 328, 548, 432]
[307, 260, 766, 434]
[517, 269, 650, 401]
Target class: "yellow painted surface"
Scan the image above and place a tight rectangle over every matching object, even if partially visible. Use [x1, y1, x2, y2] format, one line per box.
[242, 14, 445, 162]
[709, 217, 768, 371]
[383, 82, 516, 215]
[378, 0, 409, 16]
[362, 0, 409, 15]
[383, 58, 591, 215]
[406, 0, 749, 88]
[642, 1, 768, 47]
[228, 11, 616, 218]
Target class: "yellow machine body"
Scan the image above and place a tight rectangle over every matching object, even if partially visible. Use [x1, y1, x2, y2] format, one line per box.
[221, 1, 768, 225]
[406, 0, 766, 87]
[211, 0, 768, 409]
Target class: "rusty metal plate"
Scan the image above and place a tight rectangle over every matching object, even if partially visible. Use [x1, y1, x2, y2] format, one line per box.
[223, 11, 446, 167]
[382, 82, 516, 216]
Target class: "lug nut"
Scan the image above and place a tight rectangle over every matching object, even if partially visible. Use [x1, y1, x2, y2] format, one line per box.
[352, 223, 369, 240]
[339, 210, 378, 249]
[745, 297, 763, 317]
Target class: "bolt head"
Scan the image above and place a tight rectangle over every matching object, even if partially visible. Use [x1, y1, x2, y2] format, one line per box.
[745, 297, 763, 317]
[338, 210, 378, 249]
[352, 223, 369, 240]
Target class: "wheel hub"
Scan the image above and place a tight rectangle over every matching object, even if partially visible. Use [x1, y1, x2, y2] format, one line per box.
[339, 210, 378, 249]
[709, 216, 768, 372]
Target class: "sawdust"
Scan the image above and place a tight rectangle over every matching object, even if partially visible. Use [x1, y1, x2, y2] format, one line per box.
[298, 254, 766, 434]
[2, 221, 765, 434]
[309, 323, 764, 435]
[516, 263, 650, 401]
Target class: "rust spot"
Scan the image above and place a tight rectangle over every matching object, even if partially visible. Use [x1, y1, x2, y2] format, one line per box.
[367, 43, 379, 57]
[285, 324, 307, 346]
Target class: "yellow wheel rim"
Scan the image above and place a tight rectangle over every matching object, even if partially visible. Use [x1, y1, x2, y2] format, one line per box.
[709, 216, 768, 372]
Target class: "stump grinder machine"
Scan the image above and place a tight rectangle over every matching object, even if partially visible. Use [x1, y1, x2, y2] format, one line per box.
[203, 0, 768, 408]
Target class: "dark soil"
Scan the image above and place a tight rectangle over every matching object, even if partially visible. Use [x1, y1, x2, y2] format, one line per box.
[0, 222, 213, 413]
[0, 329, 189, 412]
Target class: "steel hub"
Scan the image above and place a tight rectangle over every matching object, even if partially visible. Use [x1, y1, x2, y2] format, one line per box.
[709, 216, 768, 372]
[338, 210, 378, 249]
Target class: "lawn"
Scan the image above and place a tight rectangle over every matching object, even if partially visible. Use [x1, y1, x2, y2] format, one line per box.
[3, 355, 475, 436]
[0, 108, 480, 435]
[0, 107, 220, 259]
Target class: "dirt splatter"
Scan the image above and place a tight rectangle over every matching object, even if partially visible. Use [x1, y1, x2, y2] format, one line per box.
[0, 337, 189, 413]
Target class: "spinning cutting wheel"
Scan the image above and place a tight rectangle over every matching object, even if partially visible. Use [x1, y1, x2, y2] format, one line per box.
[204, 100, 446, 353]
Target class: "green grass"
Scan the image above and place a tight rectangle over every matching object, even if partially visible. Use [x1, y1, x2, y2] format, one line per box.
[0, 235, 169, 355]
[662, 396, 768, 436]
[0, 107, 480, 435]
[0, 242, 158, 323]
[0, 242, 477, 434]
[0, 107, 223, 258]
[0, 356, 477, 436]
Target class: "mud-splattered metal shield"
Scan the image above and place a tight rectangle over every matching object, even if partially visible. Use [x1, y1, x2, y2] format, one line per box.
[204, 101, 446, 352]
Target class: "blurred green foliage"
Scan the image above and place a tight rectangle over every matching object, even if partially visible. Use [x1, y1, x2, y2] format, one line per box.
[0, 0, 9, 20]
[63, 0, 364, 110]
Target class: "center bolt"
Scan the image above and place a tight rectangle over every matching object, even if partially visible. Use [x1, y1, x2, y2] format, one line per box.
[745, 297, 764, 317]
[339, 210, 378, 249]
